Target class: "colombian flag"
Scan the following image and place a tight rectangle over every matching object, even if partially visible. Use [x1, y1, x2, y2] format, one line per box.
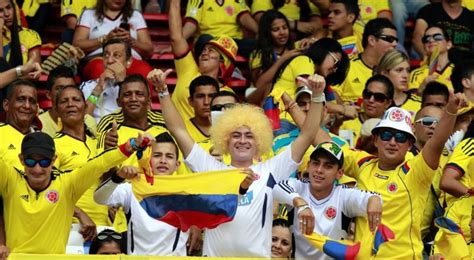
[304, 232, 360, 260]
[263, 96, 280, 130]
[372, 224, 395, 256]
[131, 169, 246, 232]
[433, 216, 470, 259]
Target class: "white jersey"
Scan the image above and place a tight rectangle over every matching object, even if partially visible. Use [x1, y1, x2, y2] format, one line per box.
[77, 9, 147, 59]
[80, 79, 119, 122]
[184, 144, 300, 257]
[274, 179, 381, 260]
[94, 179, 188, 255]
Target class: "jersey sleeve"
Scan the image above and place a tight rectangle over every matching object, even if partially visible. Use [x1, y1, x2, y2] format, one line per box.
[340, 186, 381, 218]
[132, 11, 148, 30]
[260, 142, 300, 183]
[444, 138, 473, 176]
[273, 178, 306, 206]
[23, 29, 42, 50]
[94, 179, 133, 212]
[77, 9, 94, 28]
[341, 147, 373, 180]
[405, 151, 436, 191]
[184, 143, 229, 172]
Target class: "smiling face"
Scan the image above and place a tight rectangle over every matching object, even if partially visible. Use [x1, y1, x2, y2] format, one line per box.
[228, 126, 257, 165]
[150, 142, 180, 176]
[270, 18, 289, 48]
[423, 26, 451, 55]
[318, 52, 342, 77]
[375, 128, 413, 166]
[307, 152, 343, 193]
[20, 153, 56, 191]
[4, 84, 38, 132]
[363, 81, 392, 118]
[118, 81, 150, 120]
[57, 87, 86, 126]
[271, 225, 292, 258]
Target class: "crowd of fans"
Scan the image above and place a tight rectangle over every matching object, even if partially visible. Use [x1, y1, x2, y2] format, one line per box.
[0, 0, 473, 259]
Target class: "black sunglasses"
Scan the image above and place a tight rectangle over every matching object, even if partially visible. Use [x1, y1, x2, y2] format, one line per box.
[362, 89, 388, 103]
[375, 34, 398, 44]
[415, 116, 439, 127]
[211, 103, 235, 111]
[379, 130, 409, 143]
[24, 158, 53, 168]
[422, 33, 445, 44]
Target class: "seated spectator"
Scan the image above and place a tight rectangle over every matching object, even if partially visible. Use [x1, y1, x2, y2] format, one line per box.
[73, 0, 153, 80]
[451, 59, 474, 103]
[89, 229, 125, 255]
[247, 10, 301, 106]
[271, 218, 292, 259]
[376, 49, 421, 117]
[251, 0, 325, 40]
[409, 25, 454, 93]
[327, 0, 362, 57]
[183, 0, 258, 58]
[80, 39, 130, 122]
[421, 81, 449, 108]
[413, 0, 474, 57]
[0, 0, 41, 66]
[60, 0, 96, 43]
[339, 75, 394, 147]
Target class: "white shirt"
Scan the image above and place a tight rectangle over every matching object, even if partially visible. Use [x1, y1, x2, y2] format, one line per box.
[80, 79, 119, 122]
[185, 143, 300, 257]
[94, 179, 188, 255]
[274, 179, 381, 259]
[78, 9, 147, 59]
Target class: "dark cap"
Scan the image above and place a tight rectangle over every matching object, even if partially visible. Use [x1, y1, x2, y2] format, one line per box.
[21, 132, 55, 159]
[310, 141, 344, 167]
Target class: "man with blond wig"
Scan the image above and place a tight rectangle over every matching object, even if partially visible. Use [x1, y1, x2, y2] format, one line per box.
[148, 68, 326, 257]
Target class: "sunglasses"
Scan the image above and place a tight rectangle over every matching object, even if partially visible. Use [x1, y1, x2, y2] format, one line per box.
[379, 130, 409, 143]
[211, 103, 235, 111]
[24, 158, 53, 168]
[422, 33, 445, 44]
[328, 52, 340, 67]
[375, 34, 398, 44]
[415, 116, 439, 127]
[362, 89, 388, 103]
[97, 232, 122, 241]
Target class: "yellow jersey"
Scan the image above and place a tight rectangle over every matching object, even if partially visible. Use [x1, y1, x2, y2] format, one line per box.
[185, 0, 250, 39]
[336, 34, 363, 58]
[444, 138, 474, 206]
[2, 27, 41, 64]
[462, 0, 474, 11]
[21, 0, 53, 17]
[0, 123, 29, 170]
[396, 92, 422, 119]
[251, 0, 320, 20]
[61, 0, 96, 18]
[54, 131, 110, 226]
[343, 148, 435, 259]
[184, 118, 210, 144]
[353, 0, 391, 40]
[409, 63, 454, 91]
[333, 54, 373, 103]
[96, 109, 166, 134]
[0, 147, 129, 254]
[38, 111, 97, 138]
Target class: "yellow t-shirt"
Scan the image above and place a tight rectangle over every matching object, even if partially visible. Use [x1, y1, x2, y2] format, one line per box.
[0, 123, 27, 170]
[54, 132, 111, 227]
[444, 138, 474, 206]
[185, 0, 250, 39]
[397, 93, 422, 119]
[409, 63, 454, 91]
[38, 111, 97, 138]
[251, 0, 320, 20]
[333, 54, 373, 103]
[343, 148, 435, 259]
[96, 109, 166, 134]
[61, 0, 96, 17]
[0, 148, 129, 254]
[353, 0, 391, 41]
[2, 27, 41, 64]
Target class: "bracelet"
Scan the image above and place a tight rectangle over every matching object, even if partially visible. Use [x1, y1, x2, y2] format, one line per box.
[311, 93, 326, 103]
[285, 102, 297, 112]
[445, 110, 457, 116]
[15, 66, 22, 77]
[87, 94, 99, 105]
[297, 204, 310, 215]
[239, 186, 249, 195]
[158, 90, 170, 98]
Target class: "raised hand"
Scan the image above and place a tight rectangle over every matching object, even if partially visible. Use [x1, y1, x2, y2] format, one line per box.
[147, 68, 173, 93]
[297, 73, 326, 96]
[104, 120, 119, 149]
[446, 89, 468, 115]
[239, 168, 258, 193]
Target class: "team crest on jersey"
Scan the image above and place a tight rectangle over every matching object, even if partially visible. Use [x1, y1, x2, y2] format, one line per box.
[325, 206, 337, 220]
[46, 190, 59, 203]
[387, 182, 398, 193]
[225, 5, 234, 16]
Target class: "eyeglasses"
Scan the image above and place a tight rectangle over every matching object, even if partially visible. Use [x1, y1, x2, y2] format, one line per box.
[375, 34, 399, 44]
[379, 130, 409, 143]
[415, 116, 439, 127]
[362, 89, 388, 103]
[328, 52, 340, 67]
[97, 232, 122, 241]
[422, 33, 445, 44]
[211, 103, 235, 111]
[24, 158, 52, 168]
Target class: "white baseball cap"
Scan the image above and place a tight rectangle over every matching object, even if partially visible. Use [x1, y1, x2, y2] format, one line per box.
[295, 86, 312, 100]
[372, 107, 415, 140]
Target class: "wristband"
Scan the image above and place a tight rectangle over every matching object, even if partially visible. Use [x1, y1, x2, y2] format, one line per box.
[16, 66, 22, 77]
[285, 101, 297, 112]
[239, 186, 249, 195]
[158, 90, 170, 98]
[297, 204, 310, 215]
[111, 171, 126, 184]
[87, 94, 99, 105]
[311, 93, 326, 103]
